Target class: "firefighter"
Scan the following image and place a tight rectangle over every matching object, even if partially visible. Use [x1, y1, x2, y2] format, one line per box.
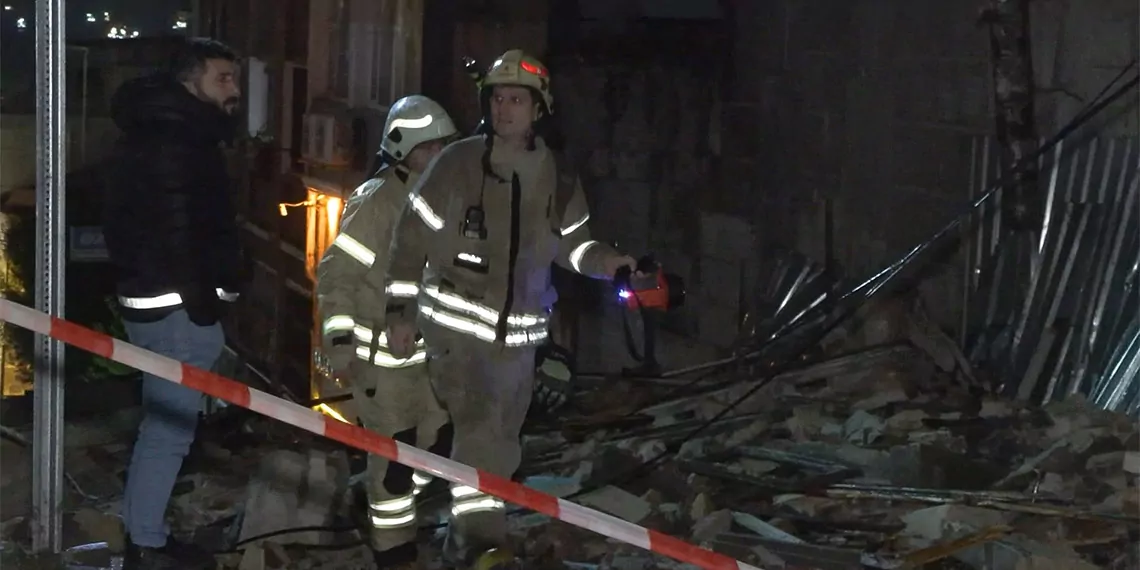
[383, 50, 638, 568]
[314, 95, 457, 569]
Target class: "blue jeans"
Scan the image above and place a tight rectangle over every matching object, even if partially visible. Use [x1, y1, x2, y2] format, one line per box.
[122, 310, 224, 548]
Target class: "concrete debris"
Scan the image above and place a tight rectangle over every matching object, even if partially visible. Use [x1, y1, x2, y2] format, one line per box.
[3, 312, 1138, 570]
[690, 509, 732, 543]
[237, 449, 351, 547]
[841, 409, 884, 444]
[730, 512, 801, 545]
[687, 493, 714, 521]
[70, 508, 125, 553]
[1123, 450, 1140, 474]
[900, 504, 1011, 545]
[0, 409, 380, 569]
[514, 339, 1140, 570]
[579, 486, 652, 524]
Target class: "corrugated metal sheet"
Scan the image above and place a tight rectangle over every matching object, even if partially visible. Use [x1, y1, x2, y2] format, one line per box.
[963, 135, 1140, 414]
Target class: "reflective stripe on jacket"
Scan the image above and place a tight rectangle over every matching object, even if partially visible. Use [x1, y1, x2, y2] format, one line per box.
[118, 288, 240, 309]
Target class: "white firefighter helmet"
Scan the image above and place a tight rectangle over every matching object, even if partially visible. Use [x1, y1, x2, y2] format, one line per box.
[482, 49, 554, 116]
[380, 95, 458, 161]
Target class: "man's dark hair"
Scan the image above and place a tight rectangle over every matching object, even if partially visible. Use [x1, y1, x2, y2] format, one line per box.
[165, 37, 238, 83]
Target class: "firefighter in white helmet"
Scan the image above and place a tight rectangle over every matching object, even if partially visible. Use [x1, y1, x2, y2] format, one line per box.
[314, 94, 457, 569]
[383, 50, 638, 568]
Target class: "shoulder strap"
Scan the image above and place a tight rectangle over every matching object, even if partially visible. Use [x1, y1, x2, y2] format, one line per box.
[550, 151, 577, 234]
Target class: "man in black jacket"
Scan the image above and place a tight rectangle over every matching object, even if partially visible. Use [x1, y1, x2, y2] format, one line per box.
[102, 37, 243, 570]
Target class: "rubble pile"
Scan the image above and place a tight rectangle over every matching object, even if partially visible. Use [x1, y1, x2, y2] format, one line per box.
[511, 338, 1140, 569]
[2, 297, 1137, 570]
[0, 409, 347, 569]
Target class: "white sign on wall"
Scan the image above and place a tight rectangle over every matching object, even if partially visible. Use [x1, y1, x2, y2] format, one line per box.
[246, 57, 269, 138]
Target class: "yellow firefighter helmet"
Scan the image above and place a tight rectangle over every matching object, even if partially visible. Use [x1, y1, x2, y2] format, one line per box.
[482, 49, 554, 115]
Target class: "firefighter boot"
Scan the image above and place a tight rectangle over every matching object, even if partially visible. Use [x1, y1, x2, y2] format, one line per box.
[470, 547, 521, 570]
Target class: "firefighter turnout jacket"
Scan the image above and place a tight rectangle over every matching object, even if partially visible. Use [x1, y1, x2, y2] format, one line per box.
[385, 134, 617, 347]
[316, 166, 428, 375]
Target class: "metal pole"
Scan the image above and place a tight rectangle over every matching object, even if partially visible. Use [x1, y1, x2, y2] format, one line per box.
[78, 46, 89, 165]
[32, 0, 67, 554]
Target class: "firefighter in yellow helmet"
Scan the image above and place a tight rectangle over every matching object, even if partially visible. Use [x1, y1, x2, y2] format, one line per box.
[313, 94, 457, 569]
[383, 50, 638, 568]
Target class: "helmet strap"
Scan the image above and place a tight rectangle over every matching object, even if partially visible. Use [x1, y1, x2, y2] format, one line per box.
[393, 163, 411, 183]
[370, 152, 394, 178]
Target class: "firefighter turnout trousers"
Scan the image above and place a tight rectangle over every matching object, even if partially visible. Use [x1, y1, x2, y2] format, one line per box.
[351, 358, 450, 552]
[422, 323, 537, 558]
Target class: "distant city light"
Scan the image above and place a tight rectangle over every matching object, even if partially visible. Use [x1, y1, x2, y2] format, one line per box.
[173, 11, 190, 30]
[3, 5, 12, 11]
[86, 12, 95, 22]
[16, 16, 25, 28]
[107, 25, 140, 39]
[103, 11, 110, 22]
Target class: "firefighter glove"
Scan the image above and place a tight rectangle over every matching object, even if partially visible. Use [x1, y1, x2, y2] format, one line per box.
[533, 343, 574, 415]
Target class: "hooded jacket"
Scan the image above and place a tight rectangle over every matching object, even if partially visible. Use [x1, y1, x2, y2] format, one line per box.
[315, 165, 427, 372]
[102, 74, 243, 325]
[385, 135, 616, 348]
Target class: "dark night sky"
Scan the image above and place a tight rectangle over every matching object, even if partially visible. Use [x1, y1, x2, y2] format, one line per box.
[2, 0, 191, 39]
[1, 0, 192, 109]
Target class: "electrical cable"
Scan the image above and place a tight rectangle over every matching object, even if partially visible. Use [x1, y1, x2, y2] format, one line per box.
[209, 62, 1138, 551]
[219, 525, 364, 553]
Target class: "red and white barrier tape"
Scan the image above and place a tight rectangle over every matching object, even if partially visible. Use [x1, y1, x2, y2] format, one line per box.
[0, 299, 762, 570]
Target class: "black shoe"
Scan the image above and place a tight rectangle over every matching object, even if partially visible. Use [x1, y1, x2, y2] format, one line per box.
[373, 542, 419, 569]
[123, 538, 216, 570]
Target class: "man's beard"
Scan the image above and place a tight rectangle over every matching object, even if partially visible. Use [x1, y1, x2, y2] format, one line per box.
[188, 82, 238, 115]
[216, 97, 240, 115]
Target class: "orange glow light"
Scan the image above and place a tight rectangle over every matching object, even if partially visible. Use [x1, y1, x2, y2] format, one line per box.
[520, 60, 547, 77]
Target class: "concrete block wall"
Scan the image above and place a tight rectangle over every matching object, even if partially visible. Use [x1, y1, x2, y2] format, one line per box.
[718, 0, 1138, 333]
[694, 213, 757, 348]
[558, 0, 1137, 373]
[556, 46, 728, 370]
[713, 1, 988, 332]
[1032, 0, 1139, 136]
